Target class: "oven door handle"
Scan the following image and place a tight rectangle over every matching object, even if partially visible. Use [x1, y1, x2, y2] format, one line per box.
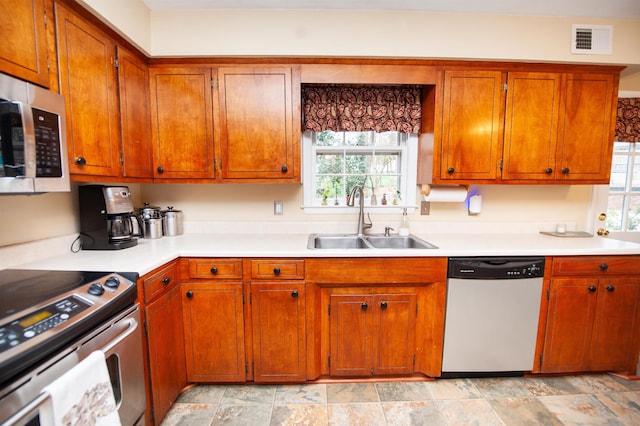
[100, 315, 139, 355]
[2, 392, 50, 426]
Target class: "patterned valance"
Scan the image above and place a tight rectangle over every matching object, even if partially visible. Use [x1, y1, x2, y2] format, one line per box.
[615, 98, 640, 142]
[302, 84, 422, 133]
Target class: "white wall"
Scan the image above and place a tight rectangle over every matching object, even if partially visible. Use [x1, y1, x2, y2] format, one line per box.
[79, 1, 640, 68]
[76, 0, 152, 54]
[149, 9, 640, 68]
[0, 192, 76, 246]
[139, 183, 593, 232]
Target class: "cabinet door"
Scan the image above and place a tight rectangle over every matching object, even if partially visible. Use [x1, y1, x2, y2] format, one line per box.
[541, 278, 598, 373]
[250, 282, 306, 382]
[590, 278, 640, 372]
[556, 73, 616, 182]
[372, 294, 417, 375]
[329, 292, 417, 376]
[145, 285, 186, 425]
[56, 2, 121, 177]
[217, 67, 298, 181]
[438, 70, 504, 181]
[502, 73, 560, 181]
[118, 46, 153, 179]
[183, 283, 246, 382]
[329, 294, 373, 376]
[0, 0, 50, 87]
[149, 67, 215, 179]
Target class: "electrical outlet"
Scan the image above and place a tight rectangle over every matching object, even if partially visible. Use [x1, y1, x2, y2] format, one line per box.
[274, 201, 283, 216]
[420, 201, 430, 215]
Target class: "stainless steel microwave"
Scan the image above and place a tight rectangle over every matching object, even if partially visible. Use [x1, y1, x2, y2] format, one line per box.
[0, 72, 69, 194]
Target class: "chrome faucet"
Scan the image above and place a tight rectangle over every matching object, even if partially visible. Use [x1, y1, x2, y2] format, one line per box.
[347, 185, 372, 236]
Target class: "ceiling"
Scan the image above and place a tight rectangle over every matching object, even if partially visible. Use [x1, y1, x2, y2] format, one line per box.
[142, 0, 640, 19]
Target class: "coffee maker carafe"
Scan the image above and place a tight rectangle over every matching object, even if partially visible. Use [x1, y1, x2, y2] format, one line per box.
[79, 185, 141, 250]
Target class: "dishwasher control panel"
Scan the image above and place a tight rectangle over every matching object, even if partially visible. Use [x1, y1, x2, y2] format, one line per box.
[448, 257, 545, 279]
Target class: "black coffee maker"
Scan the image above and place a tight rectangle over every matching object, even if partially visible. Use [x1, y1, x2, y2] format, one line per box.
[79, 185, 141, 250]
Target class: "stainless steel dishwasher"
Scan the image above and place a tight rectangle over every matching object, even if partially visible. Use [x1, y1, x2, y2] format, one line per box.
[442, 257, 545, 376]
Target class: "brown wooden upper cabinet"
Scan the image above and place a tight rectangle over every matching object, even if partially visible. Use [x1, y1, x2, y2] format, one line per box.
[216, 67, 300, 182]
[0, 0, 51, 88]
[118, 47, 153, 179]
[56, 1, 122, 178]
[436, 70, 505, 181]
[148, 65, 300, 183]
[149, 67, 215, 180]
[434, 69, 618, 184]
[56, 2, 152, 181]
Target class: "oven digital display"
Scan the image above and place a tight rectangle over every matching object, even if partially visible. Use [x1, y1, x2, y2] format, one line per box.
[18, 310, 52, 328]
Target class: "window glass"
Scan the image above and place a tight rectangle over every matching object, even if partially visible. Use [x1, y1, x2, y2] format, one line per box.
[609, 154, 629, 191]
[607, 141, 640, 231]
[303, 130, 417, 211]
[626, 196, 640, 231]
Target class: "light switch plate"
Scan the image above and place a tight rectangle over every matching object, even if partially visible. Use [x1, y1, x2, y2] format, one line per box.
[274, 201, 283, 215]
[420, 201, 430, 215]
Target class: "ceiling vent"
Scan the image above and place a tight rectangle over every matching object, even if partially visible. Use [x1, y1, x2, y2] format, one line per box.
[571, 24, 613, 55]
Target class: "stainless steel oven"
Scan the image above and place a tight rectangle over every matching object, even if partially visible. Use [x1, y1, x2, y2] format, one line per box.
[0, 270, 145, 426]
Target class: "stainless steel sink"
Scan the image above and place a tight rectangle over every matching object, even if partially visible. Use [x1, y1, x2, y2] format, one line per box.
[308, 234, 371, 249]
[308, 234, 437, 249]
[364, 235, 438, 249]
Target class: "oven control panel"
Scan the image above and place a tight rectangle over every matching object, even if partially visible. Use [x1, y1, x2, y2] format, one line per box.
[0, 296, 91, 354]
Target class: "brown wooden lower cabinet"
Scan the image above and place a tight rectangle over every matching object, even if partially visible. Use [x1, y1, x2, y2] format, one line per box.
[142, 261, 186, 426]
[182, 282, 246, 382]
[538, 256, 640, 375]
[307, 257, 448, 379]
[250, 281, 306, 382]
[329, 290, 417, 376]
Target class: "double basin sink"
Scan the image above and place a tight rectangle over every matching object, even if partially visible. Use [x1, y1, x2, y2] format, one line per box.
[308, 233, 437, 250]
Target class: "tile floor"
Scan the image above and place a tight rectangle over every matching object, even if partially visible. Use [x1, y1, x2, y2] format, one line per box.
[161, 374, 640, 425]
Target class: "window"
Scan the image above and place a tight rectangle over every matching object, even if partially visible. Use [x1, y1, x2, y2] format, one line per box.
[607, 141, 640, 231]
[302, 130, 418, 213]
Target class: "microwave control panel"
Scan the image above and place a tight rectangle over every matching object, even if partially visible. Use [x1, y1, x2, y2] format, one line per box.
[33, 107, 62, 178]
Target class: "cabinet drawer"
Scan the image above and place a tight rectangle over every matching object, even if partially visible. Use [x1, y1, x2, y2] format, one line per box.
[552, 256, 640, 276]
[188, 258, 243, 280]
[251, 259, 305, 280]
[143, 262, 178, 303]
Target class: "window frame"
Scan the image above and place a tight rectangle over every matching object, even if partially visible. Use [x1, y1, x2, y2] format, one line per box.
[605, 91, 640, 234]
[302, 130, 418, 214]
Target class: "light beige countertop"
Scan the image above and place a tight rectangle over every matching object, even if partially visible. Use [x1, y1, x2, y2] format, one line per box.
[10, 228, 640, 276]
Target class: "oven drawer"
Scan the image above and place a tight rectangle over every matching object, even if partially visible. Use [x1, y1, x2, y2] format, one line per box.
[143, 262, 179, 303]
